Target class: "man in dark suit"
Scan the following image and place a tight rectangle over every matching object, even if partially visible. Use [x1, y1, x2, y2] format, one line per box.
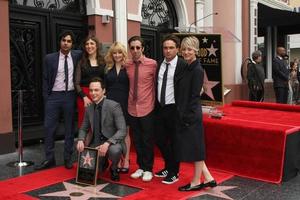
[35, 30, 82, 170]
[247, 50, 265, 102]
[154, 34, 186, 184]
[76, 77, 127, 181]
[272, 47, 289, 104]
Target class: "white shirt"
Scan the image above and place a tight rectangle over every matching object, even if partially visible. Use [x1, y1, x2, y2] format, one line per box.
[157, 55, 178, 105]
[52, 51, 75, 91]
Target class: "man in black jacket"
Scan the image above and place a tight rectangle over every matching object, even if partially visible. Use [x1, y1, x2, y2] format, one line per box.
[154, 34, 186, 184]
[272, 47, 289, 104]
[247, 50, 265, 102]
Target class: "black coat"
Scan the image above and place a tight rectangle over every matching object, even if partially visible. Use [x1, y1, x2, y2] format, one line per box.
[174, 59, 206, 162]
[272, 56, 289, 88]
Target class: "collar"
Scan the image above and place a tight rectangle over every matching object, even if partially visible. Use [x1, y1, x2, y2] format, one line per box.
[94, 97, 104, 109]
[164, 55, 178, 66]
[59, 51, 71, 59]
[132, 55, 145, 65]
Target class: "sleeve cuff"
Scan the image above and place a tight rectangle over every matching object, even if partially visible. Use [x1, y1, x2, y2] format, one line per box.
[79, 91, 86, 98]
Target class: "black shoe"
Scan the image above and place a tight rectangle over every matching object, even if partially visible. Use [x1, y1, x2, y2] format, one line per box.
[154, 168, 168, 177]
[203, 180, 217, 188]
[162, 173, 179, 184]
[110, 169, 120, 181]
[34, 159, 56, 170]
[64, 159, 73, 169]
[178, 183, 204, 191]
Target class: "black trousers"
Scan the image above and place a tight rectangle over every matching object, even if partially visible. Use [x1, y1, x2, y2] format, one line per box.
[249, 89, 264, 102]
[44, 91, 76, 161]
[274, 87, 288, 104]
[129, 111, 154, 172]
[155, 104, 180, 175]
[90, 140, 122, 172]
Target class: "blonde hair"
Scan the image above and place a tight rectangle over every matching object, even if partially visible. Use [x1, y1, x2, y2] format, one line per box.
[104, 42, 128, 71]
[180, 36, 199, 53]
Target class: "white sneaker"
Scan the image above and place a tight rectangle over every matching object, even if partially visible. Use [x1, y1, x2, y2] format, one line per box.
[130, 169, 144, 179]
[142, 171, 153, 182]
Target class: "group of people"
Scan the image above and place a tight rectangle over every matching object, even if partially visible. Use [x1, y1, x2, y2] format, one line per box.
[272, 47, 300, 104]
[247, 46, 300, 104]
[35, 30, 217, 191]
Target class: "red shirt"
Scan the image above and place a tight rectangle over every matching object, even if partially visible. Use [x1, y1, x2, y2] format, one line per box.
[125, 56, 157, 117]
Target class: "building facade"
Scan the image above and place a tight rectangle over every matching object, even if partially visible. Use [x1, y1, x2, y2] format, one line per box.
[0, 0, 295, 154]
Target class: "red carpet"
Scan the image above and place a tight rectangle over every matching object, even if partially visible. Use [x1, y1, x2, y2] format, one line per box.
[204, 100, 300, 183]
[0, 152, 233, 200]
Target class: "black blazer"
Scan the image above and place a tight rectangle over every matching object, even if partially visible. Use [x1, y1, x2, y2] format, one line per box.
[175, 59, 204, 126]
[155, 56, 187, 108]
[272, 56, 289, 88]
[43, 50, 82, 100]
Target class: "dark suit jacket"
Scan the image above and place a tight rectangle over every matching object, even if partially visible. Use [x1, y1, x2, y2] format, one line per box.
[42, 50, 82, 100]
[272, 56, 289, 88]
[155, 56, 187, 107]
[78, 98, 126, 150]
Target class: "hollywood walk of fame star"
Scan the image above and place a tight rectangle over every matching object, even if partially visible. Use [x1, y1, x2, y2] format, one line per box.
[40, 182, 121, 199]
[202, 37, 208, 44]
[207, 43, 218, 57]
[190, 186, 237, 200]
[202, 70, 219, 100]
[82, 151, 94, 168]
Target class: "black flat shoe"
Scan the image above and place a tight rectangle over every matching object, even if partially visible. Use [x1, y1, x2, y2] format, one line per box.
[178, 183, 204, 191]
[110, 169, 120, 181]
[64, 159, 73, 169]
[203, 180, 217, 188]
[34, 159, 56, 170]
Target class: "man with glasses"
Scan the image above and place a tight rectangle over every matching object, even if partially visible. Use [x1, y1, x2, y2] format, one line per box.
[125, 36, 157, 182]
[35, 30, 82, 170]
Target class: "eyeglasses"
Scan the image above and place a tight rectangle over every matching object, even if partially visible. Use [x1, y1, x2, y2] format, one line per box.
[130, 46, 141, 50]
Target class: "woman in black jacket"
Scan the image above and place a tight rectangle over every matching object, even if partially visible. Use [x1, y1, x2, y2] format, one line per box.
[176, 36, 217, 191]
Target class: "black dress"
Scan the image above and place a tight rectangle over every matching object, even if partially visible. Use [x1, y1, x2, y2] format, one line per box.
[174, 59, 206, 162]
[105, 66, 129, 124]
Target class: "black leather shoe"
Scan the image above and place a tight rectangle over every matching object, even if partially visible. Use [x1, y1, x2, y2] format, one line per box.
[203, 180, 217, 188]
[110, 169, 120, 181]
[64, 159, 73, 169]
[34, 160, 56, 170]
[178, 183, 204, 191]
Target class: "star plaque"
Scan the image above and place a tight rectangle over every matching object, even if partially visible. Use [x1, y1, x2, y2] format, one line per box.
[76, 147, 99, 186]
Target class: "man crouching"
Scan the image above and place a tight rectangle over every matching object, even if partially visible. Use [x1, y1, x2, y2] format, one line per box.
[77, 77, 126, 181]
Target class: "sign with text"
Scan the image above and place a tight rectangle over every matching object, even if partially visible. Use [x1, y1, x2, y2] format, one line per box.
[76, 147, 99, 186]
[175, 33, 223, 106]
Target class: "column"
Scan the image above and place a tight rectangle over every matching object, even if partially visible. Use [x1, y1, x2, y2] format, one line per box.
[195, 0, 205, 28]
[204, 0, 213, 27]
[114, 0, 127, 45]
[0, 0, 14, 154]
[250, 0, 259, 54]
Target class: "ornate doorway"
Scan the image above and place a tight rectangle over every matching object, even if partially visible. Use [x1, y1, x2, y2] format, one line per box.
[141, 0, 178, 61]
[9, 0, 87, 139]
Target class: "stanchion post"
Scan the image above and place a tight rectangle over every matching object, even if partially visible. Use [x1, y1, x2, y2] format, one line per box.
[7, 90, 34, 168]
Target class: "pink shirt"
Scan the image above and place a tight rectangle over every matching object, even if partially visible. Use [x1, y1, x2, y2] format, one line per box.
[125, 56, 157, 117]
